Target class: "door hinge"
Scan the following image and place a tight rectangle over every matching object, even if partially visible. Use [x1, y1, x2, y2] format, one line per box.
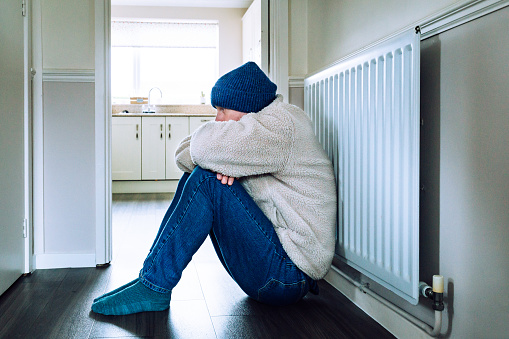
[22, 0, 26, 17]
[23, 219, 28, 238]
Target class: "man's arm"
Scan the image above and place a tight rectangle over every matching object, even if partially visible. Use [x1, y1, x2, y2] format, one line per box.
[175, 135, 195, 173]
[190, 112, 294, 178]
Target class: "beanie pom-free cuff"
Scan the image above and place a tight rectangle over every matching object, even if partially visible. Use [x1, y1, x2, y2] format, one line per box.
[211, 86, 276, 113]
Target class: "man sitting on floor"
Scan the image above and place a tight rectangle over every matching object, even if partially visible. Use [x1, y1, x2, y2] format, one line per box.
[91, 61, 337, 315]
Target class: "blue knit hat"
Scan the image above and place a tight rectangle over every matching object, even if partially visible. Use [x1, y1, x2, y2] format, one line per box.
[211, 61, 277, 113]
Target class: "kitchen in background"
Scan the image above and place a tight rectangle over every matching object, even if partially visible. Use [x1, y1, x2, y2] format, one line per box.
[110, 1, 258, 194]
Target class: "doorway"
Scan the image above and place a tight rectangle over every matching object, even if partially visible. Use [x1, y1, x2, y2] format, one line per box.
[107, 1, 260, 264]
[100, 0, 287, 265]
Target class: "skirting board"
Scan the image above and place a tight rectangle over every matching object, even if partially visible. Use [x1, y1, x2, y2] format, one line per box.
[112, 180, 179, 194]
[35, 253, 96, 269]
[324, 267, 431, 339]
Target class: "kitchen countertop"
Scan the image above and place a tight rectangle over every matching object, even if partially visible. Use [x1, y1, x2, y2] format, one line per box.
[112, 104, 216, 117]
[113, 112, 216, 117]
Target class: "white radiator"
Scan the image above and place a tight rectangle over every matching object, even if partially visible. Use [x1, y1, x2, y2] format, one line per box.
[304, 30, 421, 304]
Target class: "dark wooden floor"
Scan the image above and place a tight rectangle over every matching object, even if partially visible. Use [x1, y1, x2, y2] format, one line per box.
[0, 193, 395, 339]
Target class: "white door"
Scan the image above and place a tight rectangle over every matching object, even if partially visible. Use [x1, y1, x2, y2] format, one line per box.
[142, 117, 166, 180]
[112, 117, 142, 180]
[166, 117, 189, 179]
[0, 0, 26, 295]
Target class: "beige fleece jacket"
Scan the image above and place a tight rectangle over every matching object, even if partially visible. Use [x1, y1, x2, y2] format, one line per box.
[175, 95, 337, 280]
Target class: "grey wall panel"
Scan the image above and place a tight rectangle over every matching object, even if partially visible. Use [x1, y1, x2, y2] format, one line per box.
[43, 82, 95, 254]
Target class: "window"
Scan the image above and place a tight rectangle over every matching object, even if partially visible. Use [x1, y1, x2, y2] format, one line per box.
[111, 20, 219, 105]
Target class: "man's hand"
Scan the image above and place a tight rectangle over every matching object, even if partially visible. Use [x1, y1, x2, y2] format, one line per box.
[216, 173, 236, 186]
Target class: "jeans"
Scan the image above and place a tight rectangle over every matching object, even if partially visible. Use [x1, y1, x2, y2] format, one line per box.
[139, 166, 318, 305]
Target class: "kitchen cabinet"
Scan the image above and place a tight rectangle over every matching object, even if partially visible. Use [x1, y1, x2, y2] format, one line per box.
[142, 116, 193, 180]
[112, 115, 212, 182]
[189, 116, 214, 133]
[141, 116, 191, 180]
[141, 117, 166, 180]
[166, 117, 190, 179]
[112, 117, 142, 180]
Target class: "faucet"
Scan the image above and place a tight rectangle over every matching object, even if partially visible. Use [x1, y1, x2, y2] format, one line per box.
[143, 87, 163, 113]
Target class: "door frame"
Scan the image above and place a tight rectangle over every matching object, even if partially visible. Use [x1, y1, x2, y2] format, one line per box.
[24, 0, 33, 273]
[95, 0, 112, 265]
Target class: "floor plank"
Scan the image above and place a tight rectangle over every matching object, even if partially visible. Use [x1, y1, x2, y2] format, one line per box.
[24, 268, 110, 339]
[0, 278, 59, 338]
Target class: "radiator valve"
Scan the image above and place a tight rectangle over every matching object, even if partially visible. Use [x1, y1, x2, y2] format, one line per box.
[419, 275, 444, 311]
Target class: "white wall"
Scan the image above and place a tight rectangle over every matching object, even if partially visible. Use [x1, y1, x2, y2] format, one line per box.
[111, 5, 246, 76]
[34, 0, 97, 267]
[306, 0, 460, 73]
[288, 0, 307, 77]
[287, 0, 307, 108]
[298, 1, 509, 337]
[424, 8, 509, 336]
[41, 0, 95, 70]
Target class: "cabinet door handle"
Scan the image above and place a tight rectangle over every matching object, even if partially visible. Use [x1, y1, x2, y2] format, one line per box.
[136, 132, 139, 139]
[201, 119, 210, 123]
[168, 124, 171, 131]
[168, 132, 171, 139]
[160, 124, 163, 131]
[160, 132, 163, 139]
[136, 124, 139, 140]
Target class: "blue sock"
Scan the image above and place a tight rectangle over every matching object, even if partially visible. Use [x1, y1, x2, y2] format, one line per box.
[93, 278, 139, 302]
[91, 281, 171, 315]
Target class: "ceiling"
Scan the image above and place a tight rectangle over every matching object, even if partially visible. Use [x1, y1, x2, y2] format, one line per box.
[111, 0, 253, 8]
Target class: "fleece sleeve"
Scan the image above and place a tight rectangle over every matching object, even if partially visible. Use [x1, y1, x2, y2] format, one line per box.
[175, 135, 195, 173]
[189, 110, 294, 178]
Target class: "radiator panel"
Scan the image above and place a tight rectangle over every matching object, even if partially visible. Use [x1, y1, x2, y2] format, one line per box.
[305, 30, 420, 304]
